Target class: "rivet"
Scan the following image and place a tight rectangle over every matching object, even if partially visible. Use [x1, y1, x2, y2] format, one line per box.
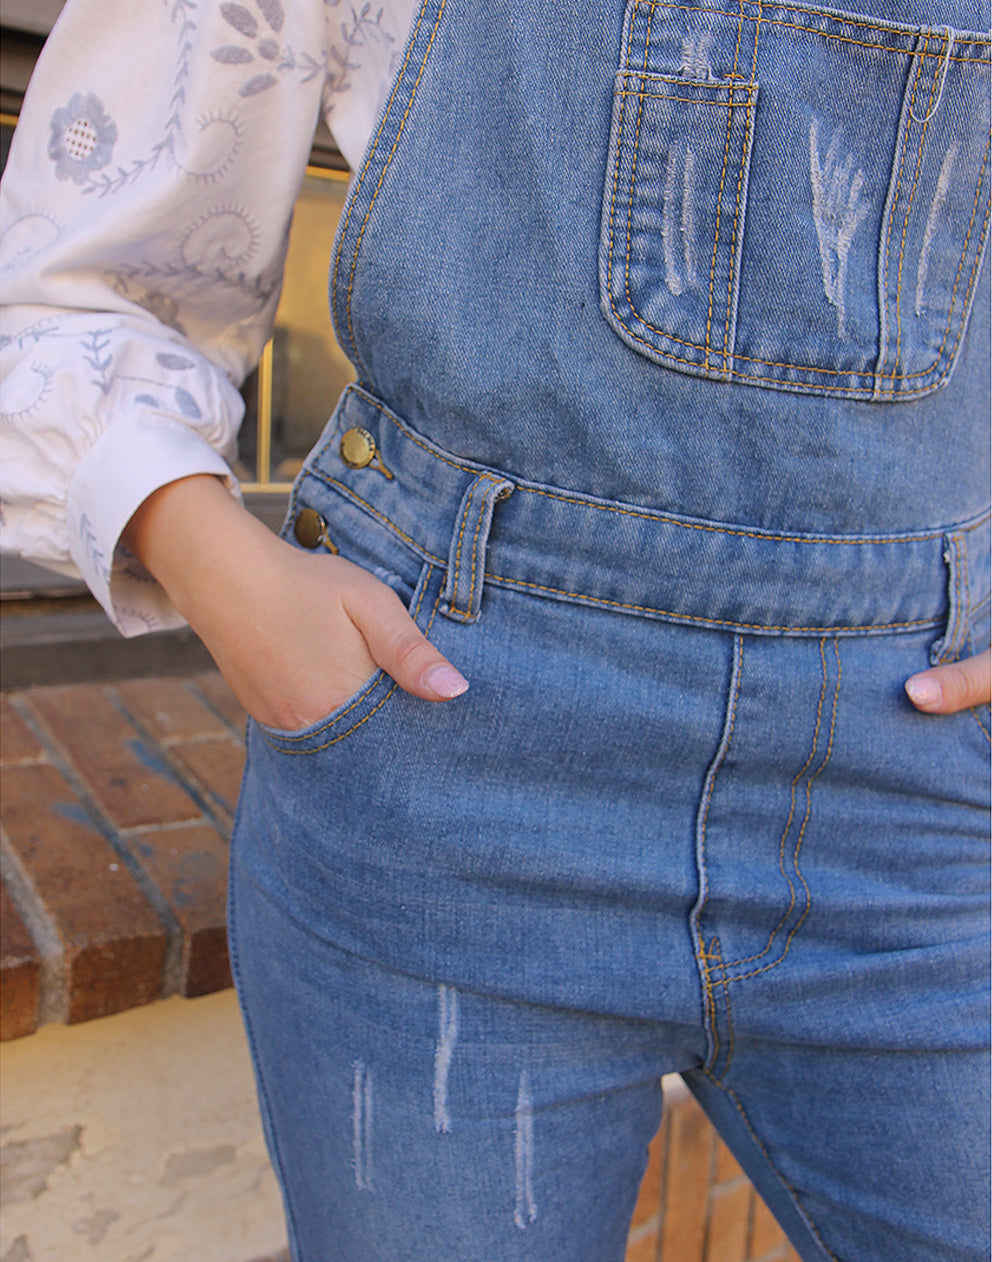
[294, 507, 329, 549]
[340, 427, 378, 469]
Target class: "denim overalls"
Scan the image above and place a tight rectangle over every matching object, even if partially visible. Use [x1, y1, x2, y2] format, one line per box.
[229, 0, 991, 1257]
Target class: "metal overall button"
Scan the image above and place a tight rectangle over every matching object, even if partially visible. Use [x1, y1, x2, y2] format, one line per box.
[293, 508, 338, 553]
[339, 427, 394, 479]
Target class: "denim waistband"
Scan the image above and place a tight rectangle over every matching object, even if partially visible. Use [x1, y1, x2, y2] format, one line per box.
[298, 384, 990, 640]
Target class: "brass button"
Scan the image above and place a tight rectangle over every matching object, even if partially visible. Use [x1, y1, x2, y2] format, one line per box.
[340, 427, 377, 469]
[294, 507, 328, 549]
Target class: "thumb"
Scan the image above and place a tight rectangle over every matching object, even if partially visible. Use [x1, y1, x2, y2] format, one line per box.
[905, 647, 992, 714]
[344, 571, 468, 702]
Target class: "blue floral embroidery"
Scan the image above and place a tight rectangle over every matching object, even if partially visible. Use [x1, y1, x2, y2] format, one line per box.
[48, 94, 118, 184]
[211, 0, 320, 96]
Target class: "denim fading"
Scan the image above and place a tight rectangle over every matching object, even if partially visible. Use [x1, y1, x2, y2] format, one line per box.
[229, 0, 991, 1258]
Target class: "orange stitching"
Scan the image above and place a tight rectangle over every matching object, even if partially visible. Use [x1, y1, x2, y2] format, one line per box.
[616, 89, 754, 103]
[633, 1, 991, 61]
[702, 1074, 842, 1261]
[620, 0, 659, 362]
[486, 573, 938, 634]
[306, 469, 447, 567]
[704, 7, 746, 370]
[449, 478, 478, 613]
[729, 639, 841, 982]
[450, 476, 498, 617]
[891, 34, 945, 382]
[722, 85, 753, 367]
[517, 483, 962, 545]
[330, 0, 431, 364]
[261, 567, 434, 749]
[343, 0, 447, 371]
[267, 576, 443, 757]
[880, 40, 924, 380]
[693, 636, 744, 1074]
[936, 533, 963, 665]
[969, 707, 992, 743]
[636, 0, 992, 44]
[723, 638, 828, 971]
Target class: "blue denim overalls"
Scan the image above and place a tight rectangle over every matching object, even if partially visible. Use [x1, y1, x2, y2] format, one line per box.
[229, 0, 991, 1257]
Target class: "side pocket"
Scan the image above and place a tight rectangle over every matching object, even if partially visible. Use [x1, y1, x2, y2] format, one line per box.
[599, 70, 758, 382]
[255, 561, 443, 756]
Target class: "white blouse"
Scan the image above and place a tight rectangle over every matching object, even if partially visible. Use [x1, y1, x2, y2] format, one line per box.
[0, 0, 417, 634]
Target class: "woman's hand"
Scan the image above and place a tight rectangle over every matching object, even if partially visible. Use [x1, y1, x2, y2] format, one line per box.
[123, 475, 467, 730]
[905, 647, 991, 715]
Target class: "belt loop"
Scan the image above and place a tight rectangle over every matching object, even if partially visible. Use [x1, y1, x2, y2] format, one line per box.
[930, 531, 966, 665]
[442, 474, 514, 623]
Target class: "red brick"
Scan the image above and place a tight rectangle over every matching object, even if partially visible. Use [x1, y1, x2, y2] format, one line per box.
[116, 677, 229, 743]
[26, 684, 200, 830]
[1, 764, 165, 1023]
[0, 880, 40, 1041]
[192, 671, 247, 738]
[630, 1118, 666, 1230]
[129, 824, 231, 997]
[168, 738, 245, 824]
[661, 1091, 712, 1262]
[704, 1181, 752, 1262]
[0, 697, 45, 765]
[749, 1194, 788, 1257]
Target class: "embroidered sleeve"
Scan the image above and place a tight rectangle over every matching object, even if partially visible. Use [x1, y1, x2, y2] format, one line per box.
[0, 0, 330, 634]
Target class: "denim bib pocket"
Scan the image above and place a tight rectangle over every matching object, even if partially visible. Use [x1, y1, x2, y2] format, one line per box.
[599, 0, 991, 401]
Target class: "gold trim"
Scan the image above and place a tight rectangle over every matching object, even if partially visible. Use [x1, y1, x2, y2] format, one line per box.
[0, 112, 20, 128]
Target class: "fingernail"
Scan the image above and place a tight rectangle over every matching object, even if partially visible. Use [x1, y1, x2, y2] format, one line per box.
[905, 675, 942, 709]
[426, 665, 469, 699]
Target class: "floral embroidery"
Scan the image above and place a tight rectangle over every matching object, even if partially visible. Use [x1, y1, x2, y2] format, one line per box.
[211, 0, 321, 96]
[48, 93, 118, 184]
[326, 4, 398, 107]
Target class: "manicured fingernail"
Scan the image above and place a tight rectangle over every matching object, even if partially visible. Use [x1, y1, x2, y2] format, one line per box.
[905, 675, 942, 709]
[426, 665, 469, 699]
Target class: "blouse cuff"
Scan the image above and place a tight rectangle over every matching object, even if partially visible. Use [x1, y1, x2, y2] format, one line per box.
[66, 417, 239, 637]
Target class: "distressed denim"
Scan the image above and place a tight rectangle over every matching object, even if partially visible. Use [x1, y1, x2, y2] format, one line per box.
[229, 0, 991, 1258]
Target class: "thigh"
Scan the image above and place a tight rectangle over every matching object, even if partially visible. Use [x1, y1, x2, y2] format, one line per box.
[687, 629, 991, 1262]
[229, 843, 689, 1262]
[688, 1037, 991, 1262]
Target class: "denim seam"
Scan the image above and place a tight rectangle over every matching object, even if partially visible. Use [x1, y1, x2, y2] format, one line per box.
[728, 640, 840, 982]
[643, 0, 992, 46]
[609, 84, 986, 387]
[336, 0, 447, 372]
[330, 0, 433, 368]
[332, 386, 992, 544]
[701, 1072, 840, 1261]
[450, 475, 499, 616]
[226, 748, 305, 1257]
[723, 639, 842, 980]
[880, 39, 930, 382]
[890, 32, 947, 381]
[259, 568, 439, 755]
[692, 635, 744, 1076]
[969, 708, 991, 742]
[936, 532, 965, 664]
[616, 87, 755, 103]
[703, 4, 746, 372]
[639, 1, 991, 61]
[486, 575, 940, 634]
